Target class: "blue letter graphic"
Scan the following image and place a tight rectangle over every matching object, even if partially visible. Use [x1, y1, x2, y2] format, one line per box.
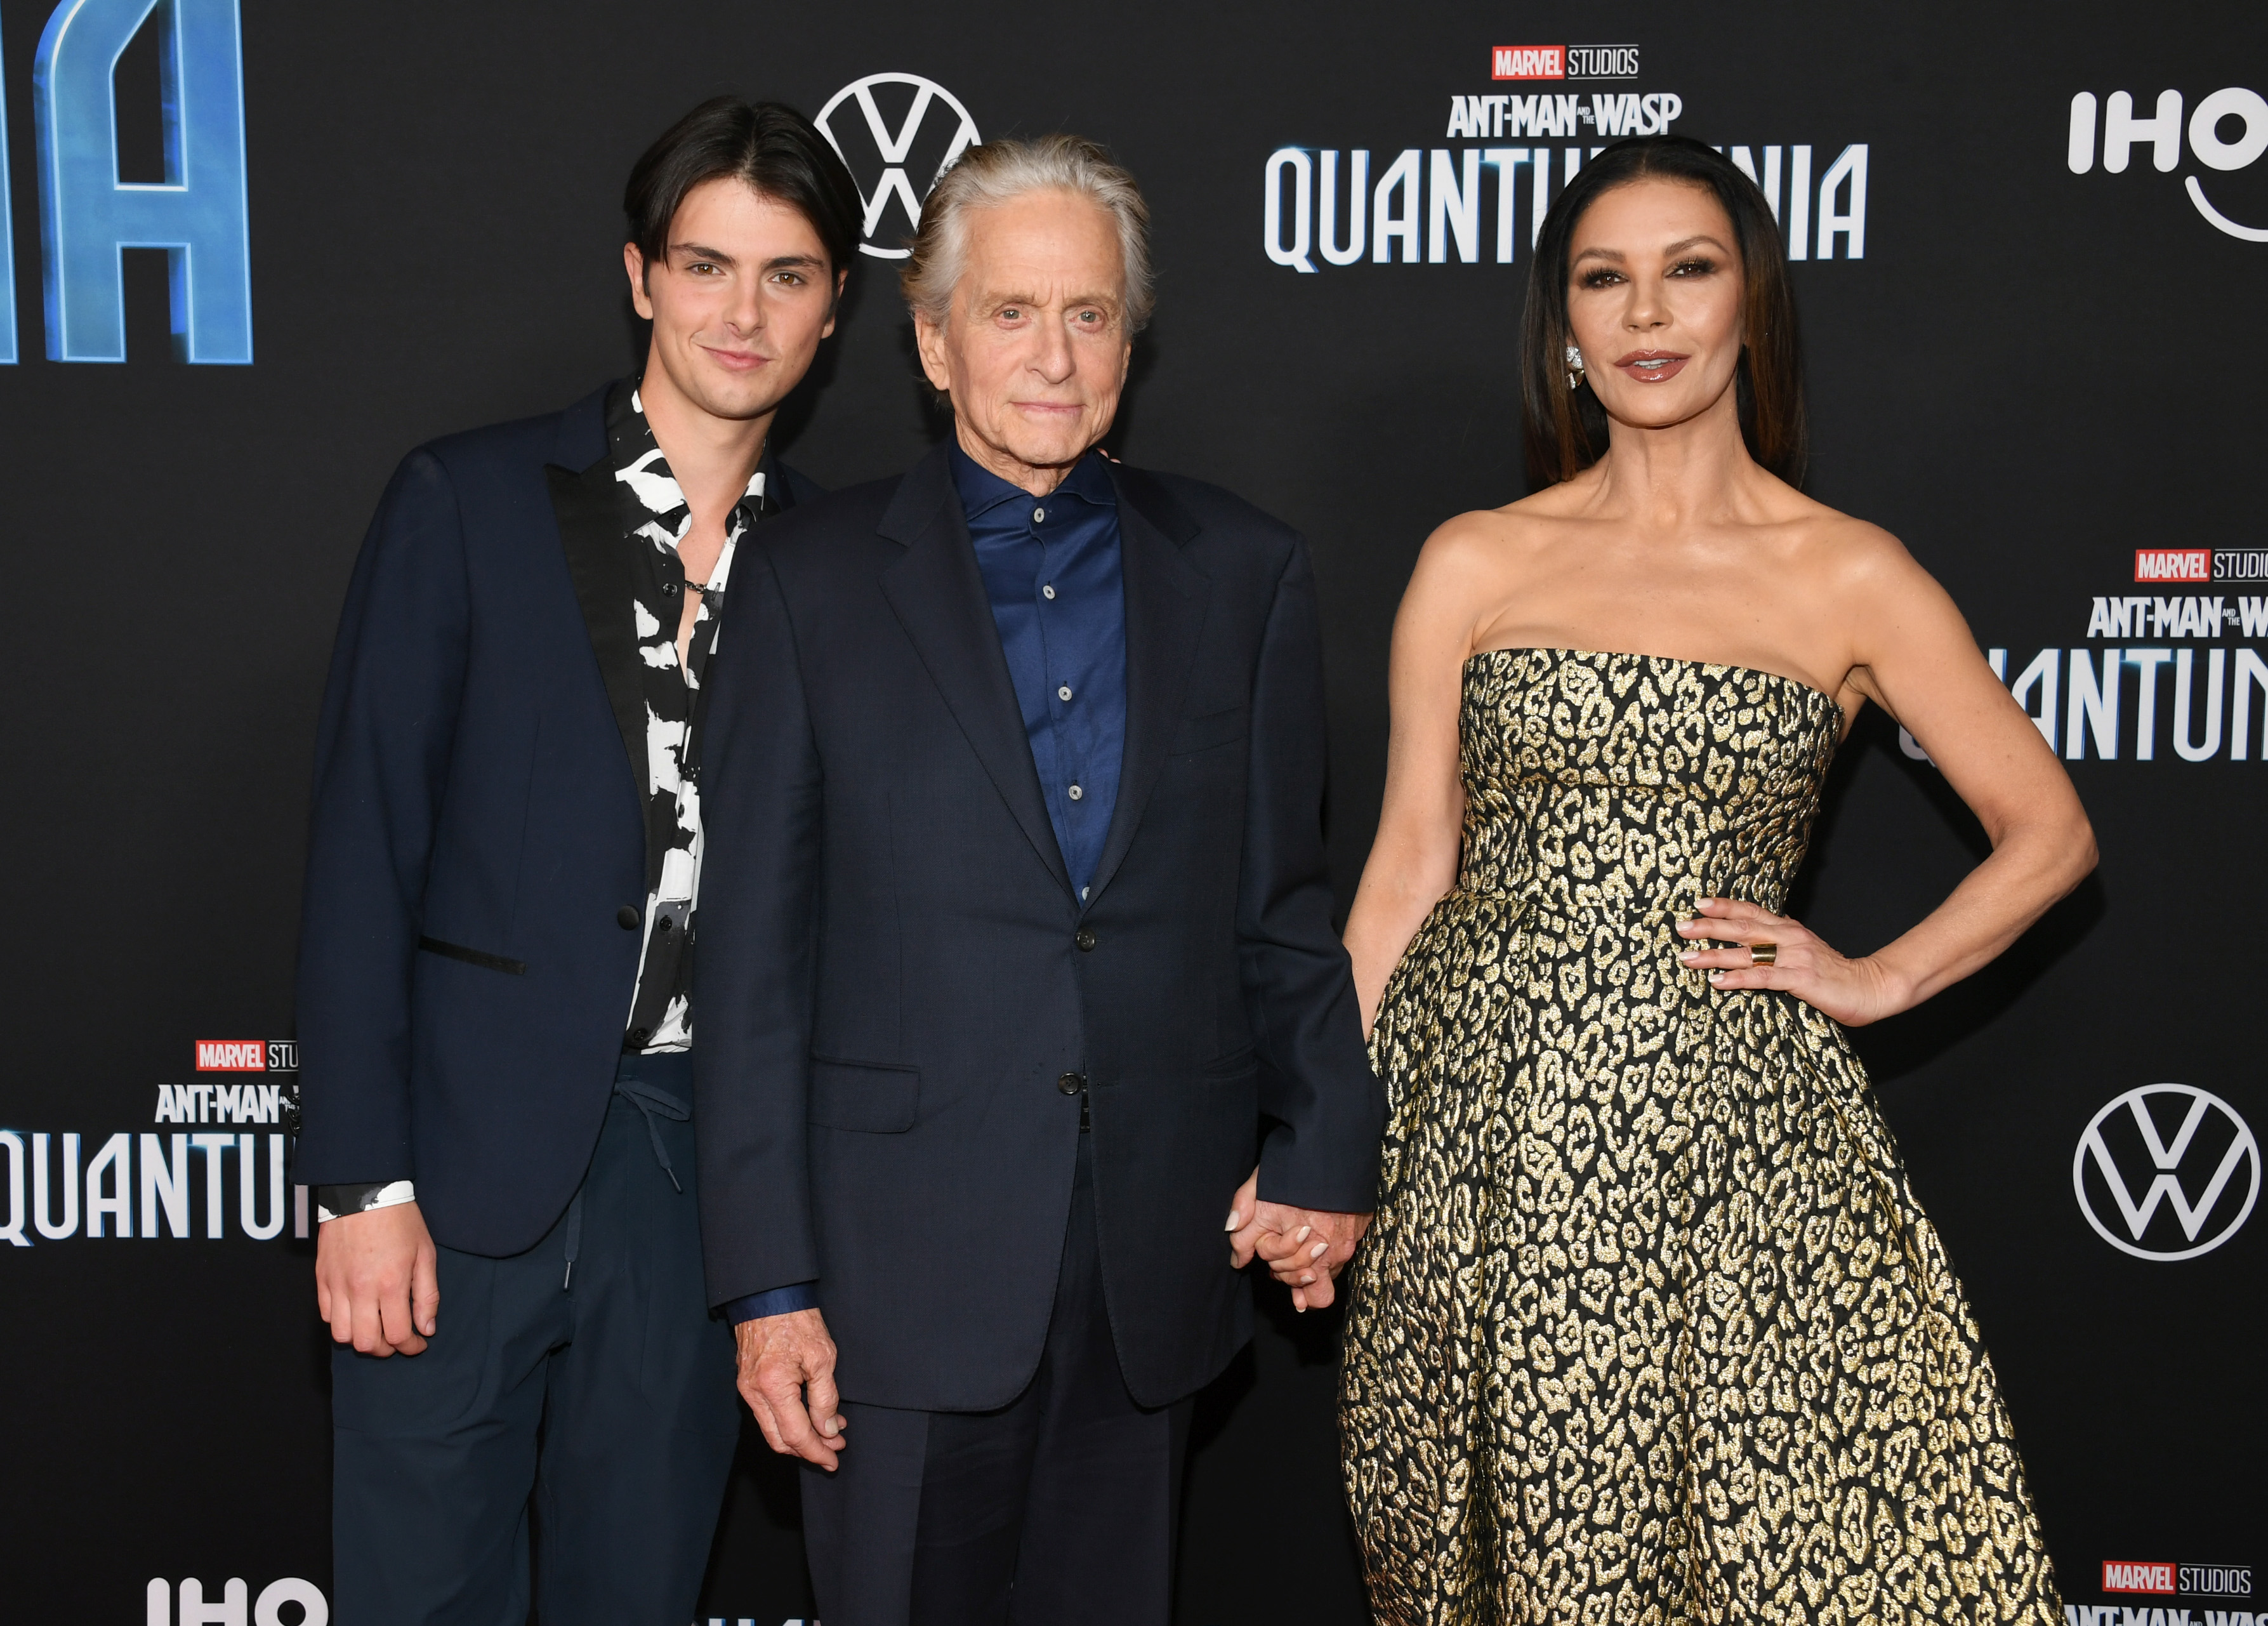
[34, 0, 251, 363]
[1, 21, 16, 364]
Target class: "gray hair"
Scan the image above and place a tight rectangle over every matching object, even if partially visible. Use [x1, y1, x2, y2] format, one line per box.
[900, 135, 1154, 334]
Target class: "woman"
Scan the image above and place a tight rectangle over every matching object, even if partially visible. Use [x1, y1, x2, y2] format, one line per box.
[1333, 136, 2091, 1625]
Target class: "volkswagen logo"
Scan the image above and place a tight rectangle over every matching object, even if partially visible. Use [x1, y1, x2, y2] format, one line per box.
[2073, 1085, 2258, 1262]
[815, 73, 981, 260]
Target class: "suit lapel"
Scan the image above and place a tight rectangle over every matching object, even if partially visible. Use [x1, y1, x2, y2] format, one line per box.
[878, 449, 1073, 897]
[1085, 470, 1208, 906]
[547, 453, 649, 805]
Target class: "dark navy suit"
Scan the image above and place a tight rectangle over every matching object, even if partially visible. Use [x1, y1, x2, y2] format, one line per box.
[294, 383, 821, 1625]
[694, 442, 1383, 1622]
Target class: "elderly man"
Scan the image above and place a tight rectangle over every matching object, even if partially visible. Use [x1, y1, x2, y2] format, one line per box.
[693, 135, 1383, 1624]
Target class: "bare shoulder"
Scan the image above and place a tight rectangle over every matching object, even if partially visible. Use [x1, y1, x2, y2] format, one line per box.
[1782, 494, 1938, 605]
[1410, 491, 1571, 590]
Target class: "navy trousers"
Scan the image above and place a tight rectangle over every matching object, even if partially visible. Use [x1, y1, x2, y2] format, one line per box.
[331, 1054, 738, 1625]
[802, 1133, 1194, 1626]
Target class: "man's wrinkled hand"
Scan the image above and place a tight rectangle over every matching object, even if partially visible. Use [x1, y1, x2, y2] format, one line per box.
[1224, 1169, 1372, 1312]
[315, 1201, 439, 1356]
[735, 1308, 847, 1470]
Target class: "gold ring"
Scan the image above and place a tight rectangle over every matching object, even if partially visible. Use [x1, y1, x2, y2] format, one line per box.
[1750, 942, 1777, 967]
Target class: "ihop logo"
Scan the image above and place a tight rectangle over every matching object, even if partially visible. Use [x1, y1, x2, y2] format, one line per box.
[0, 0, 254, 364]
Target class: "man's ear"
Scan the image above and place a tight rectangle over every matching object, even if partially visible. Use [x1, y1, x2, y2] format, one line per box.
[821, 264, 849, 339]
[912, 312, 954, 393]
[624, 242, 656, 321]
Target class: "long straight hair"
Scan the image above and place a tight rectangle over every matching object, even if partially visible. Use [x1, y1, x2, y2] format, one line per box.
[1520, 136, 1806, 490]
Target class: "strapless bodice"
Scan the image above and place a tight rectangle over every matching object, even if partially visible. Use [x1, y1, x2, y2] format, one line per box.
[1454, 646, 1843, 927]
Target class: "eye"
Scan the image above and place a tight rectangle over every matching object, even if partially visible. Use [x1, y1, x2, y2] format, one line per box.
[1577, 267, 1623, 289]
[773, 270, 805, 286]
[1075, 310, 1100, 325]
[1668, 257, 1717, 277]
[999, 306, 1023, 321]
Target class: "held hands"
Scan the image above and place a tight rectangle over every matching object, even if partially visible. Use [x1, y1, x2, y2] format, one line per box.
[1225, 1169, 1372, 1313]
[736, 1308, 847, 1470]
[315, 1201, 439, 1356]
[1676, 897, 1911, 1028]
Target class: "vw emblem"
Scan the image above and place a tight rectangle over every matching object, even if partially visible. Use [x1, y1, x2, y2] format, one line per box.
[815, 72, 981, 260]
[2073, 1085, 2258, 1262]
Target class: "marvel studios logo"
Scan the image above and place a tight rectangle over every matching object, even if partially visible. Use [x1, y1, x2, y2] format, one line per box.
[195, 1040, 298, 1072]
[1491, 44, 1640, 81]
[2135, 548, 2268, 583]
[2100, 1561, 2252, 1597]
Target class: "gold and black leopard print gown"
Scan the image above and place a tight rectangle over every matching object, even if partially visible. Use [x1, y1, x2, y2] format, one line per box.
[1340, 649, 2060, 1626]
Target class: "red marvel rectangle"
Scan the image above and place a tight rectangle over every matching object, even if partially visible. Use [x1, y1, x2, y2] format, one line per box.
[2101, 1561, 2176, 1595]
[2135, 548, 2211, 582]
[1493, 45, 1565, 80]
[195, 1040, 267, 1071]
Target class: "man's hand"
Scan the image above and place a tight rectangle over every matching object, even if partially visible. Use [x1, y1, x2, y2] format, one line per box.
[315, 1201, 439, 1356]
[735, 1308, 847, 1470]
[1224, 1169, 1373, 1312]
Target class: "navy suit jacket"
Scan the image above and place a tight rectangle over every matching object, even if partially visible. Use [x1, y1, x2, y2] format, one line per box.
[292, 383, 820, 1256]
[694, 443, 1384, 1410]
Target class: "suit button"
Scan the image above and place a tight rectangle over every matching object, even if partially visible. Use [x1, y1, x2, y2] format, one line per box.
[1075, 927, 1097, 952]
[1057, 1071, 1087, 1095]
[617, 906, 641, 930]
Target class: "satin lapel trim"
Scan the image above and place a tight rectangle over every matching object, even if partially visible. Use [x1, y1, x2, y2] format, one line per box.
[547, 458, 649, 805]
[878, 479, 1073, 897]
[1085, 490, 1208, 906]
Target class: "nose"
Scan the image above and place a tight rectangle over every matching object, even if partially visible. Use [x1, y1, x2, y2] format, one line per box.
[1622, 279, 1670, 332]
[726, 274, 768, 337]
[1030, 314, 1076, 385]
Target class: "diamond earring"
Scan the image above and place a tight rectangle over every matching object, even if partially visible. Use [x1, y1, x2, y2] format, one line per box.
[1566, 344, 1586, 392]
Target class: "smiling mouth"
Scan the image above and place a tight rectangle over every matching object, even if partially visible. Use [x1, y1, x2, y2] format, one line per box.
[1615, 350, 1689, 380]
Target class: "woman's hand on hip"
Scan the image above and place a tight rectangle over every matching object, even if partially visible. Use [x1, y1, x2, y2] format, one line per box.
[1676, 896, 1911, 1028]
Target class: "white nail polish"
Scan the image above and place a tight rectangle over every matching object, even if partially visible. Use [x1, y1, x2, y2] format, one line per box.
[1224, 1210, 1240, 1231]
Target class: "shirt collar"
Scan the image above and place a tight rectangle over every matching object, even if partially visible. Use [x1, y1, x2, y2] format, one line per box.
[947, 438, 1117, 526]
[606, 377, 775, 521]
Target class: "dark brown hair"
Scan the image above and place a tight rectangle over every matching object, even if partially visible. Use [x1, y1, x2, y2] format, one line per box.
[623, 97, 861, 294]
[1520, 135, 1806, 489]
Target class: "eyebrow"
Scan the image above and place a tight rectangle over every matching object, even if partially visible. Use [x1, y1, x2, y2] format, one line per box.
[1572, 232, 1732, 265]
[668, 244, 830, 274]
[984, 290, 1121, 310]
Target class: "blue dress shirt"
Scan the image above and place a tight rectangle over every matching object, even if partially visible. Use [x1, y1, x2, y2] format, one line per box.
[949, 442, 1128, 903]
[724, 443, 1130, 1328]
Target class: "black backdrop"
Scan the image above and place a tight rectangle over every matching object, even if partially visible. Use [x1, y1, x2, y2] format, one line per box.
[3, 3, 2262, 1621]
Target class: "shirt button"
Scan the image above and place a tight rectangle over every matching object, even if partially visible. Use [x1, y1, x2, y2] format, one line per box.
[1076, 928, 1098, 952]
[1067, 783, 1083, 801]
[1034, 508, 1046, 523]
[617, 906, 641, 930]
[1042, 584, 1057, 600]
[661, 580, 678, 597]
[1058, 685, 1073, 702]
[1057, 1071, 1087, 1095]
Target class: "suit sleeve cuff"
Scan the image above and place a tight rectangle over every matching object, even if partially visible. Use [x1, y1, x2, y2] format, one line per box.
[723, 1281, 820, 1323]
[314, 1180, 416, 1224]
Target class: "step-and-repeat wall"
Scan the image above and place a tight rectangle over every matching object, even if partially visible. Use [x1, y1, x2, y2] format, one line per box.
[3, 2, 2259, 1620]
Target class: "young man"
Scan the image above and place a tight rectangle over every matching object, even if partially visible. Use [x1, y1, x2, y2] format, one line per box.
[291, 98, 857, 1624]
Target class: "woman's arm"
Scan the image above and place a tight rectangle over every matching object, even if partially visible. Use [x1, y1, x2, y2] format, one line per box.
[1343, 519, 1496, 1033]
[1679, 525, 2098, 1024]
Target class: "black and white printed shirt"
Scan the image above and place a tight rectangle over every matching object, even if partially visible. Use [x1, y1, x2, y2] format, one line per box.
[609, 380, 777, 1054]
